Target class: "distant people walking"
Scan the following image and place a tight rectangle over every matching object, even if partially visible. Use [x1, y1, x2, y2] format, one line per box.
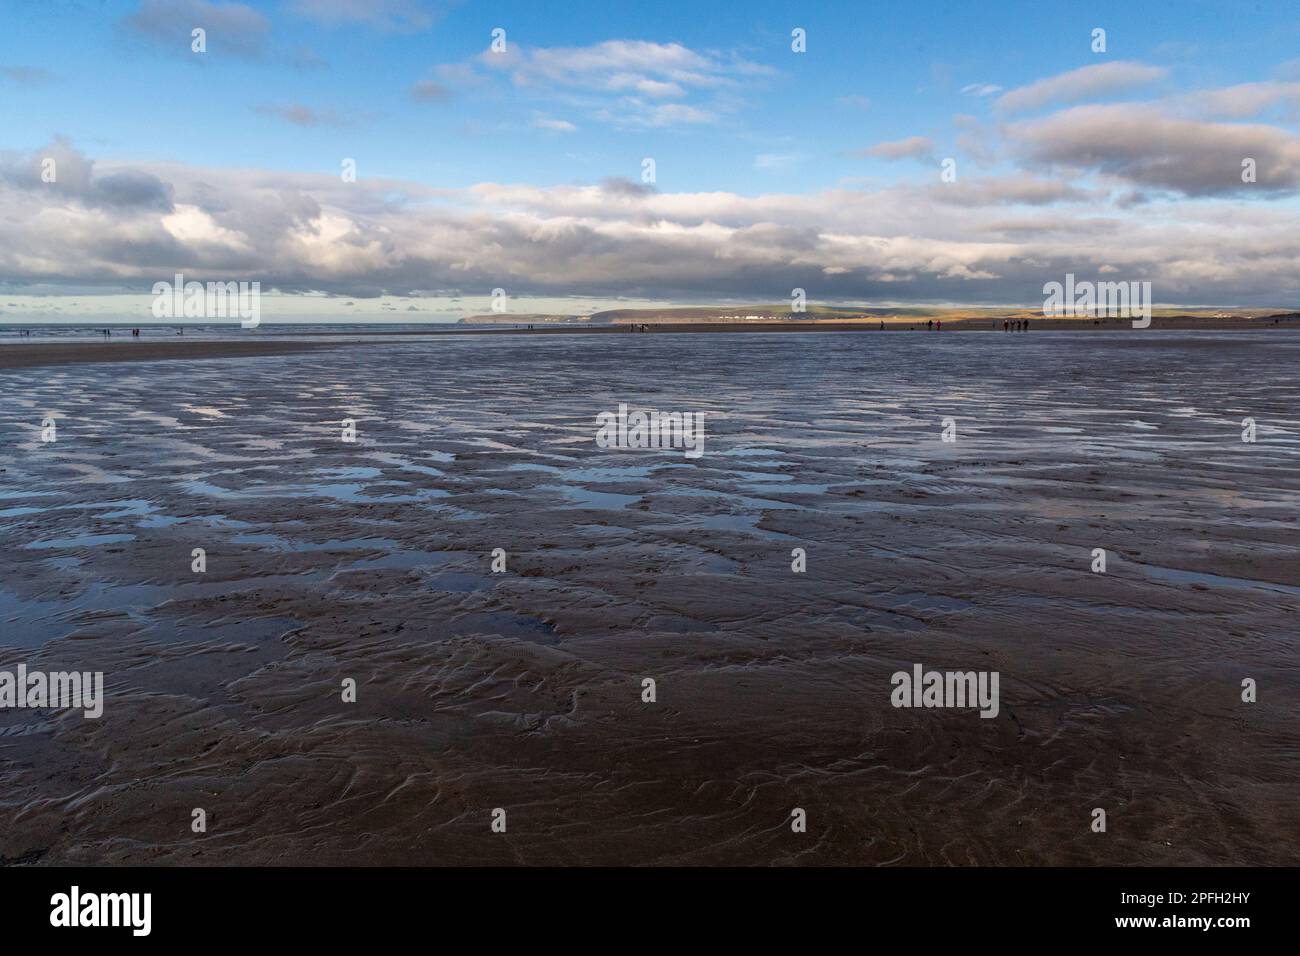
[1003, 319, 1009, 332]
[936, 319, 942, 331]
[927, 319, 933, 330]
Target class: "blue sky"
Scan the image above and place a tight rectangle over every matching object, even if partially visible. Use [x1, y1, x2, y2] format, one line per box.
[9, 0, 1299, 192]
[3, 0, 1300, 317]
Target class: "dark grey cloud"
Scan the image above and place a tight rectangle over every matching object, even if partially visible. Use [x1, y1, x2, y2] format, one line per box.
[92, 170, 175, 210]
[289, 45, 329, 70]
[291, 0, 447, 32]
[599, 177, 656, 198]
[410, 80, 451, 103]
[120, 0, 271, 60]
[858, 136, 935, 162]
[1007, 104, 1300, 196]
[0, 66, 55, 86]
[252, 103, 349, 127]
[927, 176, 1096, 207]
[0, 137, 172, 211]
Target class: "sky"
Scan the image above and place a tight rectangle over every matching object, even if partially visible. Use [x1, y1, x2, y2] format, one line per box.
[3, 0, 1300, 321]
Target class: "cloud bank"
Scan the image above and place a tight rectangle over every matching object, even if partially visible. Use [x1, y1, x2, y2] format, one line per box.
[4, 121, 1300, 307]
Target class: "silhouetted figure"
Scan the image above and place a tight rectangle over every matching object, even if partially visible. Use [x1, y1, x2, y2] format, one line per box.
[936, 319, 942, 331]
[927, 319, 933, 330]
[1003, 319, 1009, 332]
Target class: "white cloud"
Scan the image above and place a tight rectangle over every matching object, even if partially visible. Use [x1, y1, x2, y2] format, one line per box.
[162, 205, 252, 251]
[443, 39, 765, 129]
[960, 83, 1002, 97]
[754, 153, 809, 171]
[6, 137, 1300, 306]
[532, 115, 577, 133]
[996, 62, 1167, 114]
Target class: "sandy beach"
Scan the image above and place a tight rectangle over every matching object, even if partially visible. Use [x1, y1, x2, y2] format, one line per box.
[0, 339, 340, 370]
[3, 313, 1298, 371]
[1, 330, 1297, 865]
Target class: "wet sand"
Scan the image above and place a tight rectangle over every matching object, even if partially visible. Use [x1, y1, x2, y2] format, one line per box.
[1, 331, 1297, 865]
[0, 340, 339, 369]
[277, 313, 1296, 334]
[448, 315, 1300, 333]
[4, 312, 1298, 369]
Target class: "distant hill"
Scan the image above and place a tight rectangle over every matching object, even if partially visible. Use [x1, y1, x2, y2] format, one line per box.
[587, 305, 876, 323]
[460, 313, 585, 324]
[460, 305, 923, 325]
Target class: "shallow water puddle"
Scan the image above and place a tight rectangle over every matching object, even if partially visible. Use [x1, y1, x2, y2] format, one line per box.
[539, 484, 642, 510]
[1128, 560, 1300, 600]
